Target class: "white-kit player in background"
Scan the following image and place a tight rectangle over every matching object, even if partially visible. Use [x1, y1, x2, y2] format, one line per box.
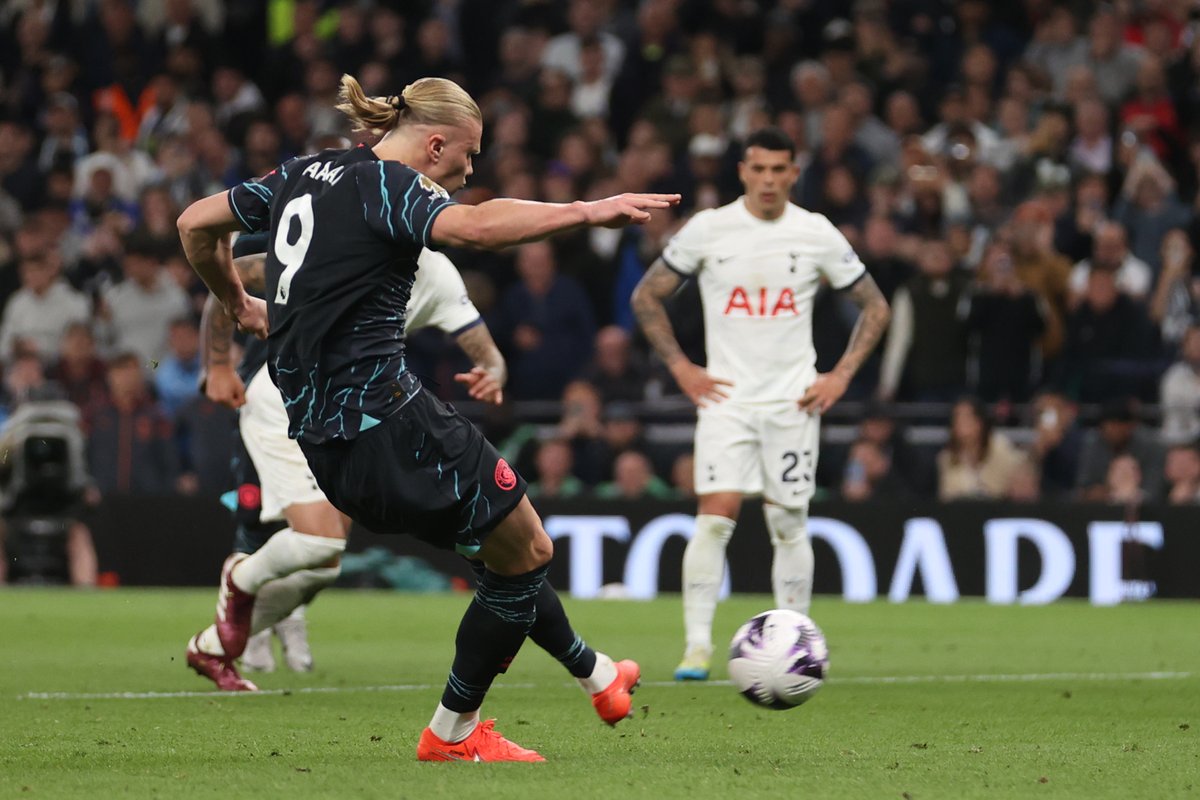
[187, 243, 507, 691]
[632, 127, 891, 680]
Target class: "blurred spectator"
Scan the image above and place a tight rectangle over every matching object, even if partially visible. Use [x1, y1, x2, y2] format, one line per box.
[1103, 453, 1145, 506]
[584, 326, 647, 404]
[594, 450, 675, 500]
[173, 391, 235, 496]
[1164, 444, 1200, 504]
[0, 253, 90, 363]
[963, 241, 1047, 403]
[47, 323, 109, 419]
[492, 241, 595, 400]
[73, 114, 160, 205]
[1027, 391, 1084, 499]
[1083, 6, 1144, 107]
[1024, 6, 1088, 99]
[936, 398, 1024, 501]
[878, 239, 971, 402]
[1010, 201, 1071, 360]
[840, 438, 907, 502]
[670, 452, 695, 500]
[527, 439, 585, 500]
[36, 93, 90, 173]
[1054, 173, 1109, 264]
[0, 119, 44, 212]
[1068, 98, 1113, 176]
[1113, 155, 1190, 271]
[541, 0, 625, 83]
[1076, 398, 1165, 502]
[211, 64, 266, 133]
[98, 238, 190, 366]
[556, 379, 605, 485]
[1160, 325, 1200, 445]
[87, 353, 179, 495]
[1068, 221, 1152, 306]
[154, 317, 200, 418]
[798, 105, 874, 210]
[1058, 267, 1160, 403]
[1119, 55, 1183, 166]
[1149, 228, 1199, 347]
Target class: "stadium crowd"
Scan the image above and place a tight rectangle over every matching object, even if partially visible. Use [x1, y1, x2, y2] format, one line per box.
[1, 0, 1200, 507]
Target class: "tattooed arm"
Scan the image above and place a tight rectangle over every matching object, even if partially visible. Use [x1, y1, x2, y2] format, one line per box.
[799, 273, 891, 413]
[453, 322, 508, 404]
[631, 259, 732, 406]
[198, 253, 265, 408]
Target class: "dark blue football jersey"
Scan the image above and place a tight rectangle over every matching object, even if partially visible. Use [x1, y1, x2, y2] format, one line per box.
[227, 144, 457, 443]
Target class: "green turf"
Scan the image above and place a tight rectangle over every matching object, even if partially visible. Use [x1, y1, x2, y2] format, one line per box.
[1, 589, 1196, 799]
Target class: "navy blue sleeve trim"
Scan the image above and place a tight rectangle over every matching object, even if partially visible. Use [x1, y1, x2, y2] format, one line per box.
[420, 200, 457, 250]
[448, 317, 485, 338]
[833, 268, 868, 292]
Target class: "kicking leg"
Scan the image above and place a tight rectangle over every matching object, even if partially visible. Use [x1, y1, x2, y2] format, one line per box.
[418, 496, 550, 762]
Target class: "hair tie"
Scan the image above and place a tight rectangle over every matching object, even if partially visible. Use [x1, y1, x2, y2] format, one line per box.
[387, 94, 406, 111]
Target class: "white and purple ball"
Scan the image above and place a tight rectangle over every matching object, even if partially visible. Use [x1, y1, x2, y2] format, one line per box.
[727, 609, 829, 710]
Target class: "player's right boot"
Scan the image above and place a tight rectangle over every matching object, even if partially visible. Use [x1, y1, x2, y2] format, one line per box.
[240, 630, 276, 673]
[186, 634, 258, 692]
[591, 659, 641, 725]
[416, 719, 545, 762]
[215, 553, 255, 659]
[674, 646, 712, 681]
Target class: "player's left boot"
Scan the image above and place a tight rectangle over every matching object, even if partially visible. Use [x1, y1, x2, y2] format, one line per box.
[186, 634, 258, 692]
[215, 553, 255, 659]
[416, 719, 545, 762]
[274, 615, 314, 672]
[591, 659, 641, 726]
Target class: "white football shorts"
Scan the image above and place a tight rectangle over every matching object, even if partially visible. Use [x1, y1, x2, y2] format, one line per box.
[239, 366, 328, 522]
[693, 401, 820, 509]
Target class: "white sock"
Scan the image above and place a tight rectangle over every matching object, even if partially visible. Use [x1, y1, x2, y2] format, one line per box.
[764, 504, 814, 615]
[578, 651, 618, 695]
[231, 529, 345, 594]
[197, 624, 224, 656]
[682, 515, 736, 653]
[249, 567, 339, 634]
[429, 703, 480, 743]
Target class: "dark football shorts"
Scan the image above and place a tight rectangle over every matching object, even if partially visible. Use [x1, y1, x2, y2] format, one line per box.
[224, 427, 287, 555]
[300, 385, 526, 555]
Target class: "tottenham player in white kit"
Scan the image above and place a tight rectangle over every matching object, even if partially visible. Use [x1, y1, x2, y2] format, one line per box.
[633, 127, 890, 680]
[187, 245, 506, 691]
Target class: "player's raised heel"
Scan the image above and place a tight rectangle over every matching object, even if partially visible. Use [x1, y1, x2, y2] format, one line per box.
[215, 553, 256, 659]
[591, 659, 641, 726]
[416, 719, 545, 762]
[674, 647, 712, 681]
[186, 634, 259, 692]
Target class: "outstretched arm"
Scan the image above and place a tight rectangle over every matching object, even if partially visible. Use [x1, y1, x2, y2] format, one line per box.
[632, 259, 732, 407]
[177, 192, 268, 338]
[453, 323, 508, 404]
[799, 274, 891, 413]
[431, 193, 680, 250]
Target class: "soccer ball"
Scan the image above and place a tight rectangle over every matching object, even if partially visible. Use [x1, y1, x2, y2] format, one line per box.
[727, 609, 829, 710]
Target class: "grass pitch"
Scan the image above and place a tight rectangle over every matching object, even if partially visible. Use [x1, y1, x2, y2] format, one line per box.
[1, 589, 1196, 799]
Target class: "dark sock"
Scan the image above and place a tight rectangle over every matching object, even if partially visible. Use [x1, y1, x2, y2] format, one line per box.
[440, 564, 547, 713]
[468, 560, 598, 680]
